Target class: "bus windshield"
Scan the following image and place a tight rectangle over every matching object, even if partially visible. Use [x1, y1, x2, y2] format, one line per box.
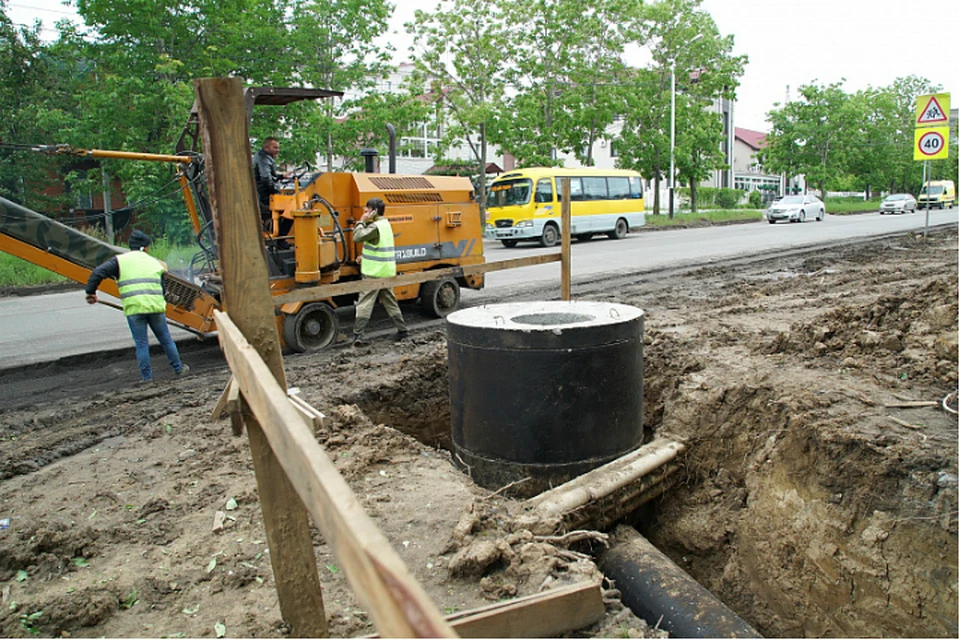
[923, 186, 944, 195]
[489, 179, 532, 208]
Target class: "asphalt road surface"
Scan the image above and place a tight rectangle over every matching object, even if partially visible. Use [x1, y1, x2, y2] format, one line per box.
[1, 207, 956, 369]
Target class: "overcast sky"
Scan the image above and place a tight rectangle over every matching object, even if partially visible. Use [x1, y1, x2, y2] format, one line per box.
[8, 0, 960, 133]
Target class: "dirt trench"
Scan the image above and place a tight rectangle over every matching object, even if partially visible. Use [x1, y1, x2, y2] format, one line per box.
[0, 228, 956, 638]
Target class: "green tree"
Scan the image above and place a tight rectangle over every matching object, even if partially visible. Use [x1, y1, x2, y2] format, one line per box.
[405, 0, 511, 213]
[287, 0, 394, 170]
[762, 81, 858, 201]
[0, 2, 56, 207]
[879, 76, 943, 193]
[491, 0, 628, 167]
[614, 0, 745, 215]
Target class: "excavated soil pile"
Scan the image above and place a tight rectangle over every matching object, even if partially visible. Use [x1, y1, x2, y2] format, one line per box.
[0, 228, 956, 638]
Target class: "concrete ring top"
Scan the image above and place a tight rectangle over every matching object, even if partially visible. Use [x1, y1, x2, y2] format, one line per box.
[447, 300, 644, 332]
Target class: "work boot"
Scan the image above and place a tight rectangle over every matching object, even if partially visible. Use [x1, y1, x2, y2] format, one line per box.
[137, 378, 154, 386]
[176, 363, 191, 376]
[351, 334, 367, 347]
[394, 330, 410, 342]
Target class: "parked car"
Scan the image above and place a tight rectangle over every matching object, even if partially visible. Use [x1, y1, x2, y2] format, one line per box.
[879, 193, 917, 214]
[766, 195, 825, 224]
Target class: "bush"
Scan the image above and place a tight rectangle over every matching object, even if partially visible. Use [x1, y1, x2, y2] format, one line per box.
[748, 190, 762, 209]
[716, 188, 742, 209]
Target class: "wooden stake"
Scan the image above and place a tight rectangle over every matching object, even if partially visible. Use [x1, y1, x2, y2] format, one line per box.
[215, 310, 455, 637]
[194, 77, 327, 637]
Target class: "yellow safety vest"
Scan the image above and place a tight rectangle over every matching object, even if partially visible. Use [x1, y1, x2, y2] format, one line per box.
[117, 251, 167, 316]
[361, 217, 397, 278]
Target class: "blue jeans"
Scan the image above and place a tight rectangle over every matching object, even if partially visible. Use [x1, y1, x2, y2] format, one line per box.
[126, 313, 183, 381]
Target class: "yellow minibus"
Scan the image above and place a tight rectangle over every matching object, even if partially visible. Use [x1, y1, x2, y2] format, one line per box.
[485, 167, 645, 247]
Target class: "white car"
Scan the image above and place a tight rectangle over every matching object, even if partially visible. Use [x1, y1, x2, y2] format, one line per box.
[879, 194, 917, 214]
[766, 195, 825, 224]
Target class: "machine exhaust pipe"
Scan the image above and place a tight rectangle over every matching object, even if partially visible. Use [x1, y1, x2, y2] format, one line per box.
[386, 124, 397, 174]
[360, 148, 378, 174]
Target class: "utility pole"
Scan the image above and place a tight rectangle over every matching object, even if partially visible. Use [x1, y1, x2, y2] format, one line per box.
[101, 165, 114, 240]
[669, 59, 676, 219]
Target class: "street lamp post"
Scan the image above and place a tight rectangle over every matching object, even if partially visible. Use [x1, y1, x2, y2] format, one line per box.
[668, 33, 703, 219]
[669, 58, 677, 219]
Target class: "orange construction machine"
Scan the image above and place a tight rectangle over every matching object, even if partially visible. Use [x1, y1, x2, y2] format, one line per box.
[0, 87, 486, 352]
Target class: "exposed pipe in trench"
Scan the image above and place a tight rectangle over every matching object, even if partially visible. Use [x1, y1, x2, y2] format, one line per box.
[598, 525, 761, 638]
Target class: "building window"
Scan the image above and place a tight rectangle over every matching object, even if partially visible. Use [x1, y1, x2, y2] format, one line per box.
[610, 141, 618, 158]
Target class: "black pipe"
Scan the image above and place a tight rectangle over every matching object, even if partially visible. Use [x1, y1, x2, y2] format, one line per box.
[599, 525, 761, 638]
[386, 124, 397, 174]
[360, 148, 378, 173]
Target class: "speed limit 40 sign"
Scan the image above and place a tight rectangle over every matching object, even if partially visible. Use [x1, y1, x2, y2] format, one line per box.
[914, 126, 950, 160]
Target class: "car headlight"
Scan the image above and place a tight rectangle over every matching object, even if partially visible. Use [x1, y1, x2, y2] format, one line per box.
[516, 220, 533, 228]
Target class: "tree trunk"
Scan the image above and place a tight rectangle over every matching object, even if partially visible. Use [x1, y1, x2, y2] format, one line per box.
[690, 178, 697, 214]
[652, 174, 661, 216]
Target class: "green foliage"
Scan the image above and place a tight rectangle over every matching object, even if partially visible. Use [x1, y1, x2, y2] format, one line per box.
[762, 75, 949, 198]
[715, 188, 742, 209]
[614, 0, 746, 215]
[645, 209, 761, 226]
[0, 253, 69, 288]
[825, 197, 881, 214]
[19, 610, 43, 635]
[748, 189, 762, 208]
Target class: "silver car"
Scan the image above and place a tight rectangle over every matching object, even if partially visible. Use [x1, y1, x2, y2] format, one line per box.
[879, 193, 916, 214]
[766, 195, 825, 224]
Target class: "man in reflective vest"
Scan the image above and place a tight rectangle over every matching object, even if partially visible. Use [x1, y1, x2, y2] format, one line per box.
[351, 197, 408, 346]
[85, 230, 189, 383]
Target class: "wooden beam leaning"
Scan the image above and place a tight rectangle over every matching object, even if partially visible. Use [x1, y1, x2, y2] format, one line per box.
[214, 310, 456, 638]
[273, 253, 562, 305]
[194, 77, 327, 637]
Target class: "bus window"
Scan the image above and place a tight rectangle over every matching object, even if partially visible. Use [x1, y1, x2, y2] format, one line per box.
[608, 177, 630, 200]
[629, 176, 643, 199]
[535, 178, 554, 203]
[568, 178, 584, 201]
[583, 177, 608, 200]
[489, 179, 532, 207]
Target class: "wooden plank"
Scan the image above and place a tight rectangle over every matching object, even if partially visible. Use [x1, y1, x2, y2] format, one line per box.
[448, 581, 604, 638]
[195, 77, 328, 638]
[273, 253, 561, 305]
[214, 310, 456, 638]
[560, 178, 571, 301]
[212, 377, 239, 420]
[287, 389, 325, 430]
[884, 401, 938, 408]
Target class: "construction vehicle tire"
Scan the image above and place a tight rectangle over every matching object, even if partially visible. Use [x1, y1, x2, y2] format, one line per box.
[283, 302, 339, 352]
[420, 278, 460, 318]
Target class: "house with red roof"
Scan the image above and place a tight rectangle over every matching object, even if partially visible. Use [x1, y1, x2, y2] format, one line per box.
[733, 127, 783, 199]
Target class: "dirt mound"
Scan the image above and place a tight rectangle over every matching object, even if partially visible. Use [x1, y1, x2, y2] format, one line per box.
[767, 273, 958, 389]
[0, 229, 956, 637]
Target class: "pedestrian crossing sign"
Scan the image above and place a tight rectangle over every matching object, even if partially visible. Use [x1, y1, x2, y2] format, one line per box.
[916, 93, 950, 127]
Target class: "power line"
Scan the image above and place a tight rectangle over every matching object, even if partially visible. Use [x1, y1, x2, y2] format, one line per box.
[8, 2, 77, 16]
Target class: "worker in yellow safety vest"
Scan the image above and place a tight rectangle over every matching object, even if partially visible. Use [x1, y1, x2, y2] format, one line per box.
[351, 198, 408, 346]
[85, 230, 189, 383]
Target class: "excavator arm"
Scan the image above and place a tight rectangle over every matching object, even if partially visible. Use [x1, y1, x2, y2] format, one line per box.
[0, 195, 219, 336]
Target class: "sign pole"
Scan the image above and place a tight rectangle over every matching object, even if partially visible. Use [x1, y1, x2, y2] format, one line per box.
[923, 159, 930, 241]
